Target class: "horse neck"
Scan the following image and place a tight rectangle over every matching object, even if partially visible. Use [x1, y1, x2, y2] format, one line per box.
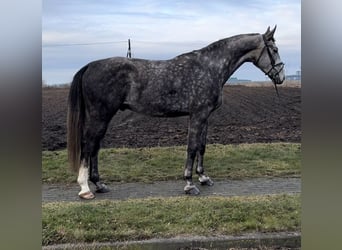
[198, 34, 262, 86]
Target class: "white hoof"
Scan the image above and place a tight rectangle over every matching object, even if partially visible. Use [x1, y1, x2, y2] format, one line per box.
[79, 191, 95, 200]
[184, 184, 200, 195]
[199, 175, 214, 186]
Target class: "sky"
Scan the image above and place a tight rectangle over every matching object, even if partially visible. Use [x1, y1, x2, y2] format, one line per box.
[42, 0, 301, 85]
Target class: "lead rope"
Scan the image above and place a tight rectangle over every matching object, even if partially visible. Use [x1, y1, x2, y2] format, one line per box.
[274, 82, 280, 98]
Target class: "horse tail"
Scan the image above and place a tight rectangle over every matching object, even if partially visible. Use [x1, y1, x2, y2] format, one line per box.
[67, 65, 88, 173]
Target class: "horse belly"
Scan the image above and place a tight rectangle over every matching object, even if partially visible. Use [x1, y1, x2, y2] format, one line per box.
[125, 86, 190, 117]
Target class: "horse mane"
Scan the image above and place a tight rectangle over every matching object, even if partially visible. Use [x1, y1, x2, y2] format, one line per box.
[175, 33, 260, 59]
[201, 33, 260, 53]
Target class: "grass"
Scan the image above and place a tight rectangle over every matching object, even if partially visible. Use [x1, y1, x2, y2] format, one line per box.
[42, 194, 300, 245]
[42, 143, 301, 184]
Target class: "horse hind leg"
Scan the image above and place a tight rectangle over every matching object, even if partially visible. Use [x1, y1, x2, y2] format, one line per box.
[184, 114, 211, 195]
[89, 145, 109, 193]
[78, 118, 111, 199]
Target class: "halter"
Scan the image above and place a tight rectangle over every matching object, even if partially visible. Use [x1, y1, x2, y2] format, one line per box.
[256, 35, 285, 97]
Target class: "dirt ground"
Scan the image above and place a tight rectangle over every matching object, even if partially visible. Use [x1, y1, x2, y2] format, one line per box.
[42, 84, 301, 151]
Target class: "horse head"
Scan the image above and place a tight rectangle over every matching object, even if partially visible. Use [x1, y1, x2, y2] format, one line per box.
[254, 26, 285, 85]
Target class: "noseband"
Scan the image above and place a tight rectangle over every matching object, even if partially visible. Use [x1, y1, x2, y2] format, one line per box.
[256, 35, 285, 97]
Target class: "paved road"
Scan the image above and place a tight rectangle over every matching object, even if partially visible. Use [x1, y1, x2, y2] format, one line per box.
[42, 177, 300, 202]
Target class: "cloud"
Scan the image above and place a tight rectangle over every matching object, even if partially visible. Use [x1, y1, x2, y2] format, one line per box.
[42, 0, 301, 83]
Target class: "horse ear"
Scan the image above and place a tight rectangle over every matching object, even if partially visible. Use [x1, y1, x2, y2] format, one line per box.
[265, 25, 277, 40]
[270, 25, 277, 36]
[265, 26, 271, 33]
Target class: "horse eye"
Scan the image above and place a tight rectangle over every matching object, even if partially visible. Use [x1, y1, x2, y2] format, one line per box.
[273, 47, 278, 53]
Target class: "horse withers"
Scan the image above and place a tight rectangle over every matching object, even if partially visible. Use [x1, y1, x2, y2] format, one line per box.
[67, 26, 285, 199]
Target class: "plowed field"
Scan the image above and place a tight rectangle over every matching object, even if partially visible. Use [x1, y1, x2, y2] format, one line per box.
[42, 84, 300, 151]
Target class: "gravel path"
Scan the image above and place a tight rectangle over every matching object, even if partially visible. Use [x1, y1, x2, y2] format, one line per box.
[42, 177, 300, 202]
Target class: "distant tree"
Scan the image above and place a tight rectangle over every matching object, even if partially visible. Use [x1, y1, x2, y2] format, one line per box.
[42, 80, 48, 88]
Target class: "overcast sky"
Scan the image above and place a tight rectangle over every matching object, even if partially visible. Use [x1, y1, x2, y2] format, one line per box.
[42, 0, 301, 85]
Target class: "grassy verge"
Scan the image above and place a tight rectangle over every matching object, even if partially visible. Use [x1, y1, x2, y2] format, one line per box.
[42, 143, 300, 183]
[42, 194, 300, 245]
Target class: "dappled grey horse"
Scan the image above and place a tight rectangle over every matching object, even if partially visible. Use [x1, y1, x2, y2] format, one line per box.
[67, 26, 285, 199]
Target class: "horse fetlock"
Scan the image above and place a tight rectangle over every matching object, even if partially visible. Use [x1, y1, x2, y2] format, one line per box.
[184, 168, 192, 178]
[195, 168, 204, 175]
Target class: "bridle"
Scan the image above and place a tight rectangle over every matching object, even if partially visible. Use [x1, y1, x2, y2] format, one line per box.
[256, 35, 285, 97]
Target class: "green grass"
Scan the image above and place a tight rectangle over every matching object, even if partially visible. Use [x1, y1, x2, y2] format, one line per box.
[42, 194, 300, 245]
[42, 143, 301, 183]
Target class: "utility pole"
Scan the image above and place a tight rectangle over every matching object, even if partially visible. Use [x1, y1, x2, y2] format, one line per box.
[126, 39, 131, 58]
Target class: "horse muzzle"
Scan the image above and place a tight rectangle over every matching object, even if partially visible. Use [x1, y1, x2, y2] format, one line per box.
[268, 62, 285, 85]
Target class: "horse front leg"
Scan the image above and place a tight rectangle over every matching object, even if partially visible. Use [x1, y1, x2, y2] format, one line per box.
[184, 147, 200, 195]
[184, 115, 209, 195]
[195, 121, 214, 186]
[87, 119, 111, 194]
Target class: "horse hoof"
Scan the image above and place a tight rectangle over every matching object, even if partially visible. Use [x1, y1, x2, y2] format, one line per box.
[184, 184, 200, 195]
[199, 176, 214, 186]
[200, 178, 214, 186]
[79, 191, 95, 200]
[95, 183, 110, 193]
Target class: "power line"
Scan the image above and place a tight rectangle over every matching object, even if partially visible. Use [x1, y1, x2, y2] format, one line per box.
[42, 40, 206, 48]
[42, 40, 127, 47]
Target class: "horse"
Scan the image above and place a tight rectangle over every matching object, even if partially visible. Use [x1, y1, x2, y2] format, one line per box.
[67, 26, 285, 199]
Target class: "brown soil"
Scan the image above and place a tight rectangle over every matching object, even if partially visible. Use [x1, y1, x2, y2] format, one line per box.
[42, 84, 301, 151]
